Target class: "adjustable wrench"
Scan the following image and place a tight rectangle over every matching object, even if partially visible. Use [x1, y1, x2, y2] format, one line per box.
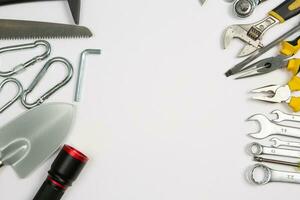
[270, 137, 300, 148]
[271, 110, 300, 123]
[248, 164, 300, 185]
[249, 142, 300, 158]
[224, 0, 300, 57]
[247, 114, 300, 139]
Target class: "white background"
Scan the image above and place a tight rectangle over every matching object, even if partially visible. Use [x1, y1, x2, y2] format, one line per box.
[0, 0, 299, 199]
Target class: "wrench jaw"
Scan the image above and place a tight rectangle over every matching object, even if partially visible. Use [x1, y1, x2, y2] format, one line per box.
[271, 110, 287, 123]
[223, 25, 262, 57]
[269, 137, 281, 148]
[248, 164, 272, 185]
[247, 114, 275, 139]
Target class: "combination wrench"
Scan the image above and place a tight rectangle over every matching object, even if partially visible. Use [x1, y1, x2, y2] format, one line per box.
[249, 142, 300, 159]
[247, 114, 300, 139]
[270, 137, 300, 148]
[271, 110, 300, 123]
[248, 164, 300, 185]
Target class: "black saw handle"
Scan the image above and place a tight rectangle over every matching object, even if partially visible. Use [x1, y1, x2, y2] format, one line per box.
[0, 0, 57, 5]
[269, 0, 300, 22]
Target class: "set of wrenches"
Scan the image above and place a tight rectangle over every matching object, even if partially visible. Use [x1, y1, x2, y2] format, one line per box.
[246, 110, 300, 185]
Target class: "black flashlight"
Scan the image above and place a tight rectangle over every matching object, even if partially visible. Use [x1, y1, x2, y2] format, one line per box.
[33, 145, 88, 200]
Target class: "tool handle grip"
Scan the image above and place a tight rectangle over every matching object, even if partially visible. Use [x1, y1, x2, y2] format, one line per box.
[0, 0, 53, 5]
[289, 97, 300, 112]
[281, 35, 300, 56]
[33, 178, 64, 200]
[270, 0, 300, 22]
[287, 58, 300, 75]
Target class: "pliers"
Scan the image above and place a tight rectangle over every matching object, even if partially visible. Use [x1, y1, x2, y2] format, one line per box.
[236, 35, 300, 79]
[251, 76, 300, 112]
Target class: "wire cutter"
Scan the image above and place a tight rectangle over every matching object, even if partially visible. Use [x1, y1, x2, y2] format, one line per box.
[251, 76, 300, 112]
[236, 35, 300, 79]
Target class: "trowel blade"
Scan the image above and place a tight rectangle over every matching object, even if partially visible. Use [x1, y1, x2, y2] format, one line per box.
[0, 103, 75, 178]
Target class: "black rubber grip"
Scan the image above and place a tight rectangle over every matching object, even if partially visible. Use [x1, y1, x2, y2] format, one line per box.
[271, 0, 300, 21]
[33, 179, 64, 200]
[287, 35, 300, 46]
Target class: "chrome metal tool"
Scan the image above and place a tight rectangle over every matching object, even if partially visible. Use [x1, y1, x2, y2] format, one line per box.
[249, 142, 300, 158]
[271, 109, 300, 123]
[0, 19, 92, 39]
[0, 103, 75, 178]
[75, 49, 101, 102]
[248, 164, 300, 185]
[224, 0, 300, 57]
[21, 57, 73, 109]
[251, 76, 300, 112]
[233, 0, 266, 18]
[0, 78, 23, 113]
[235, 35, 300, 79]
[270, 137, 300, 148]
[0, 40, 51, 77]
[247, 114, 300, 139]
[225, 23, 300, 77]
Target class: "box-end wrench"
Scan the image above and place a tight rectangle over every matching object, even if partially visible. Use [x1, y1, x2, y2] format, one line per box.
[247, 114, 300, 139]
[270, 137, 300, 148]
[248, 164, 300, 185]
[271, 110, 300, 123]
[249, 142, 300, 158]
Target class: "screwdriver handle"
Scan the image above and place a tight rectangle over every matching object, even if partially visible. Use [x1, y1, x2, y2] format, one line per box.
[280, 35, 300, 56]
[288, 76, 300, 111]
[269, 0, 300, 23]
[287, 58, 300, 75]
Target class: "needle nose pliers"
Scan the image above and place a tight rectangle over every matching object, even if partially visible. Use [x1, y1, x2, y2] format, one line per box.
[251, 76, 300, 112]
[236, 35, 300, 79]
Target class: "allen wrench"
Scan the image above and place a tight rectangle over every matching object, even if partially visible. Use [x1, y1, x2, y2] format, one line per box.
[74, 49, 101, 102]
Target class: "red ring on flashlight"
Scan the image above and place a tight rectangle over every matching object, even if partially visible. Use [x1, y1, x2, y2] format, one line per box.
[47, 176, 66, 190]
[63, 145, 88, 163]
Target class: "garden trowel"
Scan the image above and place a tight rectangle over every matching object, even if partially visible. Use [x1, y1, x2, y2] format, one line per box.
[0, 103, 75, 178]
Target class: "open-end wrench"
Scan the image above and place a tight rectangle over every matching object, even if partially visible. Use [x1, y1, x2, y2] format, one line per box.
[249, 142, 300, 158]
[271, 110, 300, 123]
[224, 0, 300, 57]
[248, 164, 300, 185]
[270, 137, 300, 148]
[247, 114, 300, 139]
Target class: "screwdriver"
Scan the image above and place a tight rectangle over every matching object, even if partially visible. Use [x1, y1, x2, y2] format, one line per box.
[254, 156, 300, 168]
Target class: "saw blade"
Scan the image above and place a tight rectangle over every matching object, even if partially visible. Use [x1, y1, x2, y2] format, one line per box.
[0, 19, 92, 39]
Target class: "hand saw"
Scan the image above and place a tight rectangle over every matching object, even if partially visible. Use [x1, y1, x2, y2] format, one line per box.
[0, 19, 92, 39]
[0, 0, 81, 24]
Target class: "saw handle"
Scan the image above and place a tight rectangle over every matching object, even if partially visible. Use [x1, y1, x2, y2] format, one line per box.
[281, 35, 300, 56]
[269, 0, 300, 23]
[0, 0, 53, 5]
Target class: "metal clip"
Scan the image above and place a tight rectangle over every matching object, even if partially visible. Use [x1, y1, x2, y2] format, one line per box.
[0, 40, 51, 77]
[21, 57, 73, 109]
[0, 78, 23, 113]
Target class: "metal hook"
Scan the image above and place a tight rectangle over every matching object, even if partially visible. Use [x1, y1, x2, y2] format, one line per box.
[21, 57, 73, 109]
[0, 40, 51, 77]
[0, 78, 23, 113]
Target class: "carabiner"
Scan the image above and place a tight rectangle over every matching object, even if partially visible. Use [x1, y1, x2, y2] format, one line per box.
[21, 57, 73, 109]
[0, 78, 23, 113]
[0, 40, 51, 77]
